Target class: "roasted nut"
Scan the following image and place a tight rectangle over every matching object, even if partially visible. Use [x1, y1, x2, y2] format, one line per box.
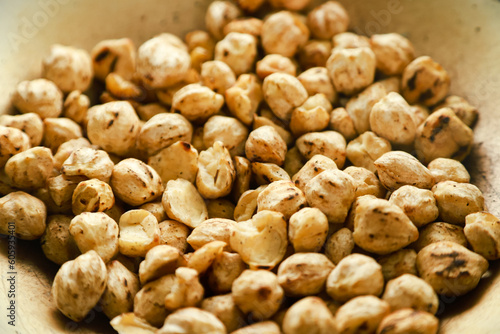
[203, 116, 248, 157]
[376, 308, 439, 334]
[188, 218, 236, 251]
[416, 241, 489, 296]
[432, 181, 484, 225]
[282, 297, 336, 334]
[256, 54, 297, 80]
[62, 147, 114, 182]
[100, 260, 140, 319]
[230, 210, 287, 269]
[382, 274, 438, 314]
[344, 166, 386, 198]
[206, 199, 236, 219]
[307, 1, 349, 39]
[377, 249, 418, 281]
[158, 220, 190, 253]
[251, 162, 290, 185]
[389, 185, 438, 227]
[149, 141, 199, 185]
[134, 274, 176, 327]
[353, 197, 419, 254]
[253, 113, 294, 147]
[53, 138, 94, 170]
[205, 1, 242, 40]
[172, 83, 224, 122]
[415, 108, 474, 164]
[464, 212, 500, 260]
[62, 90, 90, 124]
[245, 126, 287, 165]
[231, 156, 252, 201]
[412, 222, 467, 252]
[41, 215, 80, 265]
[42, 117, 82, 153]
[262, 11, 310, 57]
[289, 207, 329, 252]
[4, 146, 52, 190]
[435, 95, 478, 127]
[118, 210, 160, 257]
[336, 296, 390, 334]
[292, 154, 337, 191]
[71, 179, 114, 215]
[298, 41, 332, 70]
[105, 73, 143, 100]
[223, 17, 263, 38]
[233, 186, 267, 222]
[201, 60, 236, 94]
[197, 141, 235, 199]
[137, 34, 190, 88]
[284, 146, 306, 177]
[215, 32, 257, 75]
[139, 201, 167, 223]
[263, 73, 308, 122]
[43, 44, 93, 93]
[0, 126, 31, 169]
[278, 253, 334, 296]
[226, 74, 262, 126]
[257, 180, 307, 220]
[47, 174, 84, 210]
[136, 103, 168, 122]
[326, 254, 384, 302]
[91, 38, 136, 81]
[297, 67, 337, 104]
[163, 178, 208, 228]
[370, 33, 415, 75]
[0, 191, 47, 240]
[158, 307, 226, 334]
[165, 267, 204, 310]
[233, 322, 280, 334]
[333, 32, 370, 50]
[374, 151, 435, 191]
[290, 94, 331, 137]
[327, 47, 376, 95]
[329, 107, 357, 141]
[428, 158, 470, 183]
[0, 113, 44, 147]
[232, 269, 284, 321]
[208, 251, 246, 294]
[155, 68, 202, 106]
[12, 79, 63, 118]
[110, 313, 157, 334]
[187, 240, 226, 274]
[379, 76, 402, 93]
[296, 131, 346, 168]
[345, 82, 387, 134]
[305, 169, 355, 224]
[138, 245, 186, 284]
[202, 294, 245, 332]
[324, 228, 354, 265]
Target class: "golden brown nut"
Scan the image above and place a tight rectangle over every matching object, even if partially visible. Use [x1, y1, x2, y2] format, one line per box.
[324, 228, 354, 265]
[389, 185, 438, 227]
[432, 181, 484, 225]
[289, 207, 329, 253]
[307, 1, 349, 39]
[71, 179, 114, 215]
[158, 220, 190, 253]
[257, 180, 307, 220]
[263, 72, 309, 122]
[296, 131, 346, 168]
[91, 38, 136, 81]
[187, 218, 236, 252]
[158, 307, 226, 334]
[297, 67, 337, 104]
[245, 126, 287, 165]
[61, 147, 114, 182]
[370, 33, 415, 76]
[253, 113, 294, 147]
[12, 79, 63, 119]
[172, 83, 224, 123]
[208, 251, 247, 294]
[105, 73, 143, 100]
[40, 215, 80, 265]
[435, 95, 478, 127]
[149, 141, 199, 185]
[197, 141, 235, 199]
[416, 241, 489, 296]
[382, 274, 438, 314]
[336, 296, 390, 334]
[62, 90, 90, 124]
[344, 166, 386, 198]
[376, 308, 439, 334]
[282, 297, 336, 334]
[205, 1, 242, 40]
[138, 245, 186, 284]
[262, 11, 310, 58]
[298, 41, 333, 70]
[292, 154, 337, 191]
[0, 113, 44, 147]
[377, 249, 418, 281]
[139, 201, 167, 223]
[5, 147, 54, 190]
[164, 267, 204, 311]
[257, 54, 296, 80]
[118, 210, 160, 257]
[412, 222, 467, 252]
[345, 82, 387, 134]
[133, 274, 176, 327]
[226, 73, 262, 126]
[464, 212, 500, 260]
[202, 294, 244, 332]
[428, 158, 470, 183]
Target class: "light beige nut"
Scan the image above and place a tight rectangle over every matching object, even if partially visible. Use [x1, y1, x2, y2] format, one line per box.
[149, 141, 199, 185]
[110, 313, 157, 334]
[165, 267, 204, 311]
[233, 322, 281, 334]
[5, 146, 53, 190]
[163, 179, 208, 228]
[205, 0, 242, 40]
[188, 218, 236, 251]
[71, 179, 114, 215]
[139, 202, 167, 224]
[197, 141, 235, 199]
[370, 33, 415, 76]
[376, 308, 439, 334]
[223, 17, 263, 38]
[136, 103, 168, 122]
[289, 207, 329, 252]
[0, 126, 31, 169]
[201, 60, 236, 94]
[378, 249, 418, 281]
[187, 240, 226, 274]
[172, 83, 224, 122]
[353, 197, 419, 254]
[138, 245, 186, 284]
[326, 254, 384, 302]
[69, 212, 119, 263]
[435, 95, 478, 127]
[428, 158, 470, 183]
[333, 32, 370, 50]
[304, 169, 355, 224]
[345, 82, 387, 134]
[416, 241, 489, 296]
[215, 32, 257, 75]
[119, 210, 160, 257]
[269, 0, 312, 10]
[245, 125, 287, 165]
[41, 215, 80, 265]
[230, 210, 287, 269]
[290, 94, 331, 137]
[257, 180, 307, 220]
[464, 212, 500, 260]
[203, 116, 248, 157]
[296, 131, 346, 168]
[292, 154, 337, 191]
[324, 228, 354, 265]
[136, 34, 190, 88]
[256, 54, 297, 80]
[231, 156, 252, 201]
[62, 90, 90, 124]
[155, 67, 202, 106]
[0, 191, 46, 240]
[344, 166, 386, 198]
[202, 294, 244, 332]
[402, 56, 450, 106]
[327, 47, 376, 95]
[253, 112, 294, 147]
[369, 92, 417, 145]
[206, 199, 235, 219]
[284, 146, 306, 177]
[232, 269, 284, 321]
[382, 274, 438, 314]
[329, 107, 357, 141]
[412, 222, 467, 252]
[158, 220, 190, 253]
[415, 108, 474, 164]
[91, 38, 136, 81]
[53, 138, 94, 170]
[12, 79, 63, 119]
[47, 174, 84, 209]
[297, 67, 337, 104]
[226, 73, 262, 126]
[378, 76, 402, 93]
[157, 307, 226, 334]
[233, 186, 267, 222]
[0, 113, 43, 147]
[262, 11, 310, 57]
[236, 0, 265, 13]
[307, 1, 349, 39]
[133, 274, 176, 327]
[282, 297, 337, 334]
[208, 251, 246, 294]
[51, 250, 106, 322]
[298, 41, 333, 70]
[336, 296, 390, 334]
[432, 181, 484, 225]
[42, 117, 82, 153]
[374, 151, 435, 191]
[389, 185, 438, 227]
[105, 73, 143, 100]
[100, 260, 140, 320]
[61, 147, 114, 182]
[43, 44, 93, 93]
[251, 162, 290, 185]
[263, 72, 308, 122]
[278, 253, 335, 296]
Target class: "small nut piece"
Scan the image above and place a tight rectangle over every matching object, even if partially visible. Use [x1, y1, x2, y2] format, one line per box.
[290, 94, 332, 137]
[376, 309, 439, 334]
[263, 73, 308, 122]
[134, 274, 176, 327]
[202, 294, 244, 332]
[402, 56, 450, 106]
[327, 47, 376, 95]
[5, 147, 54, 190]
[245, 126, 287, 165]
[197, 141, 236, 199]
[205, 1, 242, 40]
[298, 67, 337, 104]
[389, 185, 438, 227]
[187, 241, 227, 274]
[162, 178, 208, 228]
[138, 245, 186, 284]
[226, 74, 262, 126]
[233, 186, 266, 222]
[164, 267, 204, 311]
[428, 158, 470, 183]
[282, 297, 337, 334]
[299, 40, 333, 70]
[172, 83, 225, 122]
[208, 251, 246, 294]
[296, 131, 346, 168]
[378, 249, 418, 281]
[215, 32, 257, 75]
[292, 154, 337, 191]
[412, 222, 467, 252]
[51, 251, 107, 322]
[336, 296, 390, 334]
[232, 156, 251, 201]
[307, 1, 349, 39]
[329, 107, 357, 141]
[435, 95, 478, 127]
[72, 179, 114, 215]
[232, 269, 284, 321]
[230, 210, 288, 269]
[158, 307, 226, 334]
[62, 147, 114, 182]
[149, 141, 199, 185]
[432, 181, 485, 225]
[344, 166, 386, 198]
[370, 33, 415, 76]
[257, 180, 307, 220]
[110, 313, 157, 334]
[207, 199, 235, 218]
[63, 90, 90, 124]
[158, 220, 190, 253]
[289, 207, 329, 252]
[346, 82, 387, 134]
[262, 11, 310, 58]
[12, 79, 63, 118]
[382, 274, 438, 314]
[53, 138, 94, 170]
[326, 254, 384, 302]
[91, 38, 136, 81]
[256, 54, 296, 80]
[0, 191, 47, 240]
[324, 228, 354, 265]
[41, 215, 80, 265]
[464, 212, 500, 260]
[0, 113, 44, 147]
[201, 60, 236, 94]
[139, 201, 167, 223]
[43, 117, 83, 153]
[42, 44, 93, 93]
[251, 162, 290, 185]
[118, 210, 160, 257]
[416, 241, 489, 296]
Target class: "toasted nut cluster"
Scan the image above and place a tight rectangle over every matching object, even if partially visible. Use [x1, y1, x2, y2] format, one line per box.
[289, 207, 329, 252]
[464, 212, 500, 260]
[41, 215, 80, 265]
[389, 185, 439, 227]
[432, 181, 484, 225]
[282, 297, 336, 334]
[262, 11, 310, 58]
[336, 296, 390, 334]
